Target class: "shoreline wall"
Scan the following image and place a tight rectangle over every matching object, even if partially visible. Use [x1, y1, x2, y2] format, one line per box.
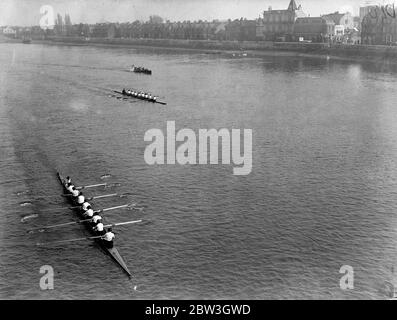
[21, 36, 397, 60]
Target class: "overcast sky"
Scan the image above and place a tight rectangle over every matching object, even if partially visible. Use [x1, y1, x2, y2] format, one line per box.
[0, 0, 392, 26]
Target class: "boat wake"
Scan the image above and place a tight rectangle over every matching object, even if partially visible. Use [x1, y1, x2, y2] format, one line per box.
[20, 201, 32, 207]
[21, 214, 39, 223]
[16, 190, 31, 196]
[128, 205, 144, 212]
[105, 182, 121, 188]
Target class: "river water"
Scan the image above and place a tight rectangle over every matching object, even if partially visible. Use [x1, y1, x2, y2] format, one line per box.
[1, 43, 397, 299]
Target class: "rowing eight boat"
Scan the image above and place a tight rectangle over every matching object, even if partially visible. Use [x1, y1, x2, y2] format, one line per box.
[113, 90, 167, 105]
[130, 67, 152, 75]
[56, 172, 132, 277]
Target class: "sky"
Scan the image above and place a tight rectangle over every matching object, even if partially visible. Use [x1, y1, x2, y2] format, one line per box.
[0, 0, 393, 26]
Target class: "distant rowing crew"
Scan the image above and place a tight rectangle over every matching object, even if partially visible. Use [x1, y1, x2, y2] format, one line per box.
[121, 89, 158, 102]
[130, 65, 152, 74]
[64, 176, 115, 247]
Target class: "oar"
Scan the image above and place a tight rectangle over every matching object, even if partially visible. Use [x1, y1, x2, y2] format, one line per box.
[25, 203, 131, 214]
[87, 193, 119, 200]
[28, 205, 133, 233]
[94, 204, 129, 213]
[37, 235, 104, 246]
[33, 218, 142, 234]
[76, 183, 107, 190]
[27, 218, 94, 233]
[103, 220, 142, 228]
[76, 182, 121, 190]
[61, 193, 120, 199]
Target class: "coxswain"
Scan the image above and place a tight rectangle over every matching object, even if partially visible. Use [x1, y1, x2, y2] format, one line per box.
[83, 205, 94, 218]
[93, 221, 105, 235]
[102, 228, 115, 248]
[122, 88, 126, 95]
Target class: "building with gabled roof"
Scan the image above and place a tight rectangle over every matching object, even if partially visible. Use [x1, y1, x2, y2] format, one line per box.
[256, 0, 306, 41]
[321, 11, 354, 35]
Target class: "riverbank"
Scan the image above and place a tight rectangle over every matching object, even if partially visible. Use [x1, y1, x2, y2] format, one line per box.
[25, 36, 397, 62]
[0, 35, 21, 44]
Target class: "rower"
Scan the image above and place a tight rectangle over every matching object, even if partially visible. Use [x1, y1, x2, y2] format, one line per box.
[71, 186, 80, 197]
[144, 93, 149, 99]
[83, 205, 94, 218]
[67, 183, 74, 193]
[102, 228, 115, 248]
[93, 221, 105, 235]
[153, 96, 157, 102]
[92, 214, 102, 225]
[122, 88, 126, 95]
[77, 192, 85, 205]
[66, 176, 72, 184]
[82, 201, 91, 211]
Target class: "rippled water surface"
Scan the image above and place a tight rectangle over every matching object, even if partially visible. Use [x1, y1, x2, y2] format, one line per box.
[1, 43, 397, 299]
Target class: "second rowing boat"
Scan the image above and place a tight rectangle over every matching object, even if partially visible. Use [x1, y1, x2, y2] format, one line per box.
[113, 90, 167, 105]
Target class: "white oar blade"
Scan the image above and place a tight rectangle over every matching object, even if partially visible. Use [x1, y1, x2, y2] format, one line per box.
[104, 220, 142, 228]
[102, 204, 129, 212]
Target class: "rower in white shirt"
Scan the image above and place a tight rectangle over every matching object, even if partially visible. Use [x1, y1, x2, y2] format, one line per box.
[93, 221, 105, 235]
[83, 206, 94, 218]
[102, 228, 115, 248]
[92, 214, 102, 225]
[77, 192, 85, 204]
[71, 186, 80, 197]
[82, 201, 91, 211]
[66, 182, 74, 193]
[66, 176, 72, 185]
